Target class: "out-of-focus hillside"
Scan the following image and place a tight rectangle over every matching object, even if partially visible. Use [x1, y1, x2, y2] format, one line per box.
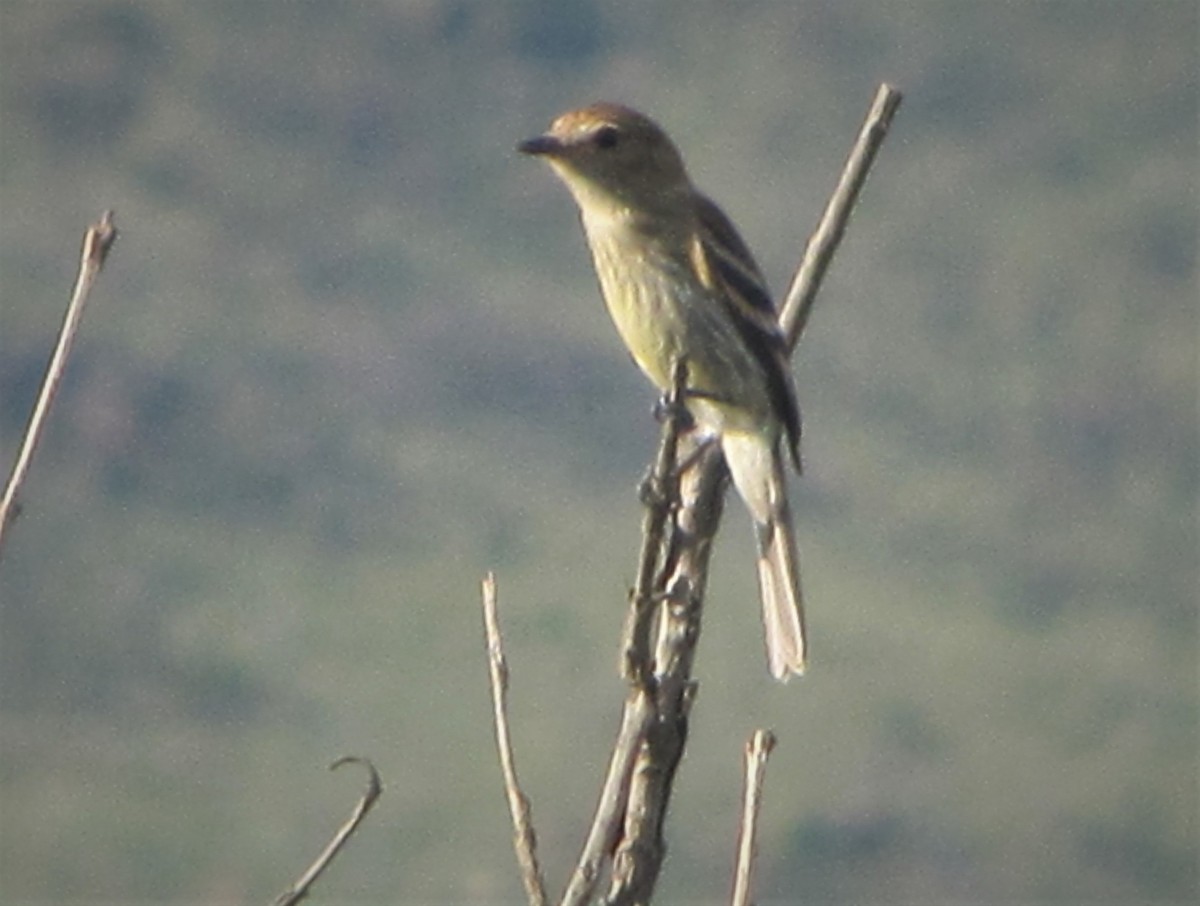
[1, 2, 1195, 903]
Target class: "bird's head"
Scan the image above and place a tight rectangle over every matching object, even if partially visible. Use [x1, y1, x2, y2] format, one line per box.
[519, 103, 692, 222]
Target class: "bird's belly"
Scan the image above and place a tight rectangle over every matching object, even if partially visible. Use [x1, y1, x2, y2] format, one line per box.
[594, 250, 771, 435]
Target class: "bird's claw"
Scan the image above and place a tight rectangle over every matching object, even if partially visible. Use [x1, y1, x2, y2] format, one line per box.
[652, 394, 693, 429]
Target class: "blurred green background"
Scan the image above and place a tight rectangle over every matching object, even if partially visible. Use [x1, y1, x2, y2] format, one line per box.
[1, 2, 1195, 903]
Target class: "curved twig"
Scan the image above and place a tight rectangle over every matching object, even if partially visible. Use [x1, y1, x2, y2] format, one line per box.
[273, 757, 383, 906]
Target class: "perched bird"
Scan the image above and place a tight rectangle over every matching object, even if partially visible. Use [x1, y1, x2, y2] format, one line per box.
[519, 102, 807, 679]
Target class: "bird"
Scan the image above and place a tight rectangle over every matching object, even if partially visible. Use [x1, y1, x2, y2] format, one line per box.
[519, 102, 807, 679]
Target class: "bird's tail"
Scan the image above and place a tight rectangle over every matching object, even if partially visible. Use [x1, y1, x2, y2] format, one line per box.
[722, 432, 807, 680]
[756, 493, 807, 679]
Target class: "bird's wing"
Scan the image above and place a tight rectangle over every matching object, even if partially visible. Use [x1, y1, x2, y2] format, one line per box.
[694, 194, 777, 319]
[693, 194, 803, 469]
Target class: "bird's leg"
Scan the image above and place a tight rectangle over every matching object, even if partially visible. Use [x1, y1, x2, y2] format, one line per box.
[644, 388, 730, 506]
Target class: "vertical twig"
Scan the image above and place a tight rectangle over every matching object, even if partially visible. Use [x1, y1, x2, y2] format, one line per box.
[0, 210, 118, 554]
[624, 355, 691, 685]
[481, 573, 549, 906]
[730, 730, 777, 906]
[562, 359, 692, 906]
[273, 757, 383, 906]
[603, 443, 725, 906]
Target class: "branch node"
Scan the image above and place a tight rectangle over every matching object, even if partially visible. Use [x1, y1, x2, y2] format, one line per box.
[85, 209, 119, 270]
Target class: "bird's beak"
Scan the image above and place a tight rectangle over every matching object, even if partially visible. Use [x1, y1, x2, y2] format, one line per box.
[517, 134, 563, 157]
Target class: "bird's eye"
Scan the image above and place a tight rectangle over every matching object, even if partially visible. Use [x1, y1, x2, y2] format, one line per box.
[594, 125, 620, 150]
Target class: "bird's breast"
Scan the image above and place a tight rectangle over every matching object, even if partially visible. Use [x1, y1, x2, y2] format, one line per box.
[587, 229, 696, 392]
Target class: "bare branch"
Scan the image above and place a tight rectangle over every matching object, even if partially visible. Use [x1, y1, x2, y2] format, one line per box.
[561, 691, 656, 905]
[273, 757, 383, 906]
[730, 730, 777, 906]
[603, 443, 725, 906]
[481, 573, 549, 906]
[562, 359, 692, 906]
[624, 355, 691, 685]
[0, 210, 118, 554]
[780, 83, 904, 349]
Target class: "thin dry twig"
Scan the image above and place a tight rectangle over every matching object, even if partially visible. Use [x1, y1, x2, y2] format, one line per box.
[730, 730, 778, 906]
[570, 83, 903, 906]
[0, 210, 118, 554]
[780, 84, 903, 349]
[481, 572, 549, 906]
[273, 756, 383, 906]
